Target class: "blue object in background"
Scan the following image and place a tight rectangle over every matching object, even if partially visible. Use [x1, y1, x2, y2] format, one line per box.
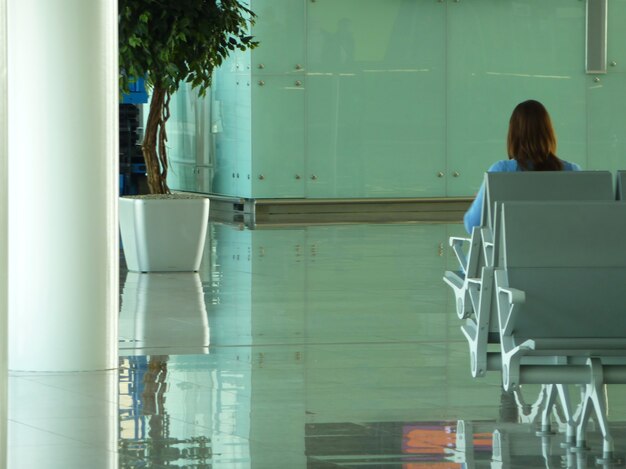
[119, 101, 146, 195]
[122, 77, 148, 104]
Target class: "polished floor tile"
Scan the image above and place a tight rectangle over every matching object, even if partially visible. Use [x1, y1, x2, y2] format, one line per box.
[6, 221, 626, 468]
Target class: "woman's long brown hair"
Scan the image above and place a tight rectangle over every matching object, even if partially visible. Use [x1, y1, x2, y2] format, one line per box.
[507, 100, 563, 171]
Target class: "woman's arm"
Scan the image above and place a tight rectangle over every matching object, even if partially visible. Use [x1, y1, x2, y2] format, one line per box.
[463, 183, 485, 234]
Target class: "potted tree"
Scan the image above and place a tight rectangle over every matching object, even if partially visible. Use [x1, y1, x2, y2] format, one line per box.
[118, 0, 257, 272]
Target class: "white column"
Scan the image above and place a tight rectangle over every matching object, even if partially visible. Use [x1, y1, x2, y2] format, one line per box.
[0, 0, 8, 462]
[7, 0, 118, 371]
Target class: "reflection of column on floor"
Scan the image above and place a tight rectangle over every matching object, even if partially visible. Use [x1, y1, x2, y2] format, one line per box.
[7, 370, 118, 468]
[119, 273, 209, 353]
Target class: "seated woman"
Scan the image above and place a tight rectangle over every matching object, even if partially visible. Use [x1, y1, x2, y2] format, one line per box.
[463, 99, 581, 233]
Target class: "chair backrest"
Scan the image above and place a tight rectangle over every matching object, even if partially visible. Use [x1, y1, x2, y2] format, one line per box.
[482, 171, 614, 230]
[499, 201, 626, 340]
[617, 170, 626, 200]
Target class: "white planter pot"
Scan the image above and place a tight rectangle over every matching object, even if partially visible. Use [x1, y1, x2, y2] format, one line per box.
[119, 196, 210, 272]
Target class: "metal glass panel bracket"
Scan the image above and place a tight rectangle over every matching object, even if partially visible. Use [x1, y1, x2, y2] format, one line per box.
[586, 0, 608, 73]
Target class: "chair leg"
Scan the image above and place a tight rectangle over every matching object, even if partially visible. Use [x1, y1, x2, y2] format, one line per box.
[573, 383, 594, 453]
[443, 271, 472, 320]
[556, 384, 578, 448]
[588, 384, 615, 463]
[535, 384, 578, 449]
[536, 384, 557, 436]
[572, 359, 616, 463]
[471, 267, 494, 378]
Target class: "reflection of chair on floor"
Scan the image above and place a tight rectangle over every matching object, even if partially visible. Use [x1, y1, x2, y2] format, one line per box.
[495, 201, 626, 462]
[454, 386, 567, 467]
[495, 385, 594, 469]
[444, 171, 613, 378]
[452, 419, 494, 466]
[493, 392, 623, 469]
[455, 421, 548, 468]
[490, 427, 557, 469]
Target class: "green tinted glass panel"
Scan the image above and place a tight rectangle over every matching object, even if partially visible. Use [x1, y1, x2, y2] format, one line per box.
[213, 71, 252, 197]
[306, 0, 446, 198]
[607, 0, 626, 71]
[590, 0, 626, 174]
[447, 0, 587, 197]
[167, 161, 195, 192]
[250, 0, 305, 75]
[251, 76, 305, 197]
[587, 73, 626, 172]
[166, 84, 215, 193]
[196, 165, 214, 194]
[208, 0, 626, 200]
[167, 85, 198, 164]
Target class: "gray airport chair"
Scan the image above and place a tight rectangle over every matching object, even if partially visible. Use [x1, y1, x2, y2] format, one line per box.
[444, 171, 613, 378]
[495, 201, 626, 461]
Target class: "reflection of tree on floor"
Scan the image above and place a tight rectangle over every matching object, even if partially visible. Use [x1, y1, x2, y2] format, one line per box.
[142, 355, 170, 465]
[119, 355, 212, 468]
[142, 355, 169, 417]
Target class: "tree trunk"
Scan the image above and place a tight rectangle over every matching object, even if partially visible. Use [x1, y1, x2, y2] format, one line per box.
[142, 85, 170, 194]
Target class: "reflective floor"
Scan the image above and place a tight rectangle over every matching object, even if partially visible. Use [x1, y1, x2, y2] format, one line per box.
[7, 221, 626, 468]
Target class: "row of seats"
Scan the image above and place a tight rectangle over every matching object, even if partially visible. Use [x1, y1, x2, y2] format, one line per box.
[443, 170, 626, 462]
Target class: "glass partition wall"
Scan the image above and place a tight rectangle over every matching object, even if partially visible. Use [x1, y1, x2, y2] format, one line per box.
[166, 0, 626, 199]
